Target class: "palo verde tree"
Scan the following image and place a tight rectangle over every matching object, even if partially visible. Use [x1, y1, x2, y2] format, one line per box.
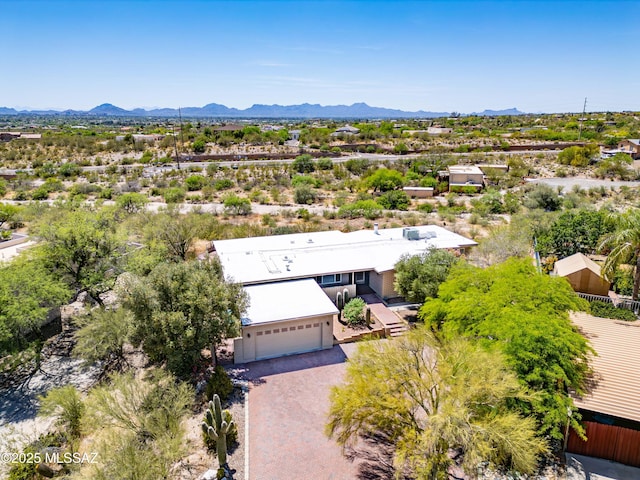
[119, 259, 247, 377]
[599, 208, 640, 300]
[327, 328, 547, 479]
[82, 369, 193, 480]
[420, 258, 592, 441]
[73, 307, 133, 371]
[34, 207, 126, 304]
[0, 256, 71, 355]
[364, 167, 405, 192]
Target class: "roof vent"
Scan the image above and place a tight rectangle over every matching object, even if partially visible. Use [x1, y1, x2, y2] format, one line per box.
[307, 238, 313, 243]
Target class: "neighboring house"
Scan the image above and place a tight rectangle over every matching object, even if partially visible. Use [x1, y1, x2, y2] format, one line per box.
[617, 139, 640, 159]
[403, 127, 452, 136]
[426, 126, 452, 135]
[289, 129, 301, 141]
[553, 253, 610, 296]
[115, 134, 165, 142]
[212, 124, 244, 132]
[568, 312, 640, 468]
[213, 225, 476, 363]
[331, 124, 360, 136]
[447, 165, 484, 191]
[0, 132, 21, 142]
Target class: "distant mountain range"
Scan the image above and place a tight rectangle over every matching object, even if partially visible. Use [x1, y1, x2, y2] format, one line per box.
[0, 102, 526, 118]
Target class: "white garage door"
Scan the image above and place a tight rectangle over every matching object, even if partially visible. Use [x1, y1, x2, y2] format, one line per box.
[255, 321, 322, 360]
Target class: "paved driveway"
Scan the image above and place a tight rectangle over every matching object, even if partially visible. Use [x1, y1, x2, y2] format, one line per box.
[566, 454, 640, 480]
[242, 345, 361, 480]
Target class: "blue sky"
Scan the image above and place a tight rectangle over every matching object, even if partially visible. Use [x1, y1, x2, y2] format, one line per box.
[1, 0, 638, 113]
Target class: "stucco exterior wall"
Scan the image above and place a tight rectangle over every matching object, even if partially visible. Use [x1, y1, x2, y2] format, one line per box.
[370, 271, 398, 299]
[322, 284, 356, 304]
[449, 172, 484, 185]
[233, 313, 335, 364]
[566, 270, 610, 296]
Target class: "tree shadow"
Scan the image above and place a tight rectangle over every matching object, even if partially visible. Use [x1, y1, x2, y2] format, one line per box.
[344, 432, 410, 480]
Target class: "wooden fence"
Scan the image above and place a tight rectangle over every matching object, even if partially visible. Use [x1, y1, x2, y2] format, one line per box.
[568, 421, 640, 467]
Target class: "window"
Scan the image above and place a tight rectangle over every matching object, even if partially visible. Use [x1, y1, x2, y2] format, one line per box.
[355, 271, 366, 284]
[318, 274, 341, 286]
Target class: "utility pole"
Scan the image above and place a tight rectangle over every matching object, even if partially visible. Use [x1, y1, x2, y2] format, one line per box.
[171, 123, 180, 170]
[578, 97, 587, 141]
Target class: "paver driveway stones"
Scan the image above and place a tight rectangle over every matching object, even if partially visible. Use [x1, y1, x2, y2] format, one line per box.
[241, 345, 363, 480]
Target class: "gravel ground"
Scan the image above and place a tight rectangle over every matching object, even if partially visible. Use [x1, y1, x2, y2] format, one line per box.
[175, 385, 246, 480]
[527, 177, 640, 190]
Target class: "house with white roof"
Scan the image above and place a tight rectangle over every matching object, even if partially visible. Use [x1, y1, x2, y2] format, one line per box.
[213, 224, 476, 363]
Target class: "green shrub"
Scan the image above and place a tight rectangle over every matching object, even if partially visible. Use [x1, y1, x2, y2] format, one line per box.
[291, 154, 315, 173]
[163, 187, 186, 204]
[338, 200, 382, 219]
[213, 179, 234, 191]
[590, 301, 637, 321]
[223, 194, 251, 215]
[31, 187, 50, 200]
[378, 190, 410, 210]
[613, 268, 634, 296]
[417, 202, 434, 213]
[8, 433, 65, 480]
[343, 297, 366, 325]
[316, 158, 333, 170]
[294, 185, 317, 205]
[185, 175, 208, 191]
[205, 365, 234, 402]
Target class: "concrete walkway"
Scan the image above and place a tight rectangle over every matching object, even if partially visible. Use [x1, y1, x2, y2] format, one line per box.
[360, 294, 409, 337]
[566, 454, 640, 480]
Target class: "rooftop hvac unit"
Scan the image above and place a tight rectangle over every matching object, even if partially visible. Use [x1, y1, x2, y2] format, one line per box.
[403, 227, 420, 241]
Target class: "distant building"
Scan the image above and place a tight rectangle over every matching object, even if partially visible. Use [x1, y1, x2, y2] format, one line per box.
[0, 132, 20, 142]
[0, 132, 41, 142]
[289, 129, 301, 141]
[331, 124, 360, 136]
[115, 134, 165, 142]
[212, 124, 244, 132]
[426, 126, 452, 135]
[617, 139, 640, 160]
[403, 186, 434, 198]
[447, 165, 484, 191]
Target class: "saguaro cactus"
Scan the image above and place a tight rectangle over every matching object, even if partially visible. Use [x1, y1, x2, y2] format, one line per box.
[336, 291, 344, 310]
[202, 394, 234, 468]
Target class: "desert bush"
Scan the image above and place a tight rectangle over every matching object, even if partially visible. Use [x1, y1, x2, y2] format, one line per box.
[590, 301, 636, 321]
[343, 297, 366, 325]
[205, 365, 234, 403]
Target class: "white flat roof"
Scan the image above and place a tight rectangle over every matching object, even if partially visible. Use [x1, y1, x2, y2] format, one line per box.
[449, 165, 484, 174]
[241, 279, 338, 326]
[214, 225, 477, 284]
